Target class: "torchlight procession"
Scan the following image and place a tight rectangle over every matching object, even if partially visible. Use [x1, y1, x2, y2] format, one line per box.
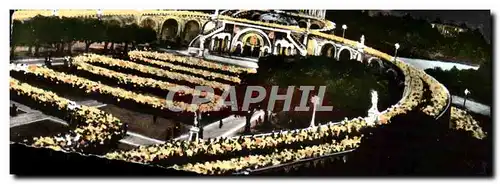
[8, 8, 492, 177]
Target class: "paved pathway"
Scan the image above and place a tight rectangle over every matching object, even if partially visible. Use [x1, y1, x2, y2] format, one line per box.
[175, 110, 266, 140]
[399, 57, 489, 116]
[11, 59, 66, 66]
[204, 54, 259, 69]
[174, 115, 236, 141]
[10, 101, 67, 128]
[119, 132, 165, 147]
[156, 48, 190, 56]
[10, 100, 164, 147]
[78, 100, 107, 108]
[10, 112, 49, 128]
[219, 110, 265, 138]
[451, 95, 491, 116]
[10, 52, 264, 145]
[11, 57, 65, 62]
[10, 111, 68, 128]
[10, 101, 38, 113]
[156, 48, 259, 69]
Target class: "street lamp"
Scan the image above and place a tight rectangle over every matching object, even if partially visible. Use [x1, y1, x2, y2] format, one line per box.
[463, 89, 471, 109]
[310, 95, 320, 127]
[244, 110, 252, 133]
[342, 24, 347, 38]
[394, 43, 400, 61]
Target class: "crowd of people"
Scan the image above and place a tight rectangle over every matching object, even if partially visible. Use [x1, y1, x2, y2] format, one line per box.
[70, 56, 222, 105]
[105, 117, 367, 167]
[450, 107, 487, 140]
[176, 136, 362, 175]
[128, 50, 257, 74]
[10, 78, 127, 154]
[10, 64, 220, 118]
[417, 69, 449, 117]
[11, 55, 450, 174]
[78, 54, 232, 91]
[10, 32, 455, 175]
[128, 56, 242, 84]
[378, 65, 424, 121]
[9, 53, 454, 174]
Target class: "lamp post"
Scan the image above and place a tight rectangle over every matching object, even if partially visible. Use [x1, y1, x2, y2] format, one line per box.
[394, 43, 400, 61]
[342, 24, 347, 38]
[463, 89, 470, 109]
[310, 95, 320, 127]
[198, 111, 204, 139]
[244, 110, 252, 133]
[332, 23, 336, 35]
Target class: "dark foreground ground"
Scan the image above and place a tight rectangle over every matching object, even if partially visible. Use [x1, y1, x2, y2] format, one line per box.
[10, 143, 199, 176]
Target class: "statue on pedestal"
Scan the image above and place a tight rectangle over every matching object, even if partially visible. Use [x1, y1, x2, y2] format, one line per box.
[365, 90, 380, 126]
[310, 95, 320, 127]
[189, 110, 200, 141]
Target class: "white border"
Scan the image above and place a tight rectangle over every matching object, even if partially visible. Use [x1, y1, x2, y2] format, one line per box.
[2, 1, 499, 184]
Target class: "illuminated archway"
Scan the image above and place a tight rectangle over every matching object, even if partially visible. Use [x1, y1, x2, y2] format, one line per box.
[337, 46, 353, 61]
[183, 20, 200, 44]
[262, 47, 270, 56]
[310, 23, 320, 29]
[161, 19, 179, 41]
[285, 47, 292, 56]
[298, 20, 307, 28]
[222, 36, 229, 52]
[140, 18, 156, 30]
[241, 33, 263, 57]
[105, 18, 123, 27]
[276, 43, 282, 55]
[231, 28, 272, 51]
[320, 43, 336, 58]
[241, 33, 264, 46]
[367, 57, 384, 69]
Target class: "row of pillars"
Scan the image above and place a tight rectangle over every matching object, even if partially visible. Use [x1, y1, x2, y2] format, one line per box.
[208, 38, 299, 58]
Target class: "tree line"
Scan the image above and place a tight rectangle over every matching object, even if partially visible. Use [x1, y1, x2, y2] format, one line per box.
[425, 61, 492, 106]
[11, 15, 157, 57]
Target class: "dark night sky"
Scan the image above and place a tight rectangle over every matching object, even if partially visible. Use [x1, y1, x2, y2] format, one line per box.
[372, 10, 492, 42]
